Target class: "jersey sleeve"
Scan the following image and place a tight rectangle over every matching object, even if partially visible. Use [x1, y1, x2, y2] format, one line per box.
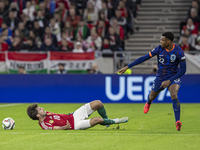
[149, 46, 160, 57]
[177, 47, 186, 62]
[40, 121, 53, 130]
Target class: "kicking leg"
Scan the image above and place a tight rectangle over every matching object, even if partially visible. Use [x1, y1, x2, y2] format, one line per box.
[144, 90, 160, 114]
[168, 84, 182, 131]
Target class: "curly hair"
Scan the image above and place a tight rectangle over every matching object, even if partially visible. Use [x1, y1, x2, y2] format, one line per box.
[27, 103, 39, 120]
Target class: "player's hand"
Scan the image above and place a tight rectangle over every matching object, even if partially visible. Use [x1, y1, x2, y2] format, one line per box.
[64, 120, 71, 130]
[115, 66, 129, 74]
[160, 80, 171, 89]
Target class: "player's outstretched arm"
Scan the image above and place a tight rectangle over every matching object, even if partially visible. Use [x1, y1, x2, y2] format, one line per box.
[53, 121, 71, 130]
[116, 53, 151, 74]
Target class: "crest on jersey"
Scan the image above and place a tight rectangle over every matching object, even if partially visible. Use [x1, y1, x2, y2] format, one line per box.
[49, 120, 54, 124]
[47, 113, 52, 115]
[170, 54, 176, 62]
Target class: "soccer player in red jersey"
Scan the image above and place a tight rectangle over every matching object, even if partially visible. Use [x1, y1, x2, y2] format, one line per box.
[27, 100, 129, 130]
[116, 32, 186, 131]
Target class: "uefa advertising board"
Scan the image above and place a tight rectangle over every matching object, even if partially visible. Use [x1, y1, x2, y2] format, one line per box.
[0, 74, 199, 103]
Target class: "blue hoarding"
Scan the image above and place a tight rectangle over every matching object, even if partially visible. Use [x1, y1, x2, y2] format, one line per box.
[0, 74, 199, 103]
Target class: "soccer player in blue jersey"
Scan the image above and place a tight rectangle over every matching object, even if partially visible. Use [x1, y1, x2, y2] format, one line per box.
[116, 32, 186, 131]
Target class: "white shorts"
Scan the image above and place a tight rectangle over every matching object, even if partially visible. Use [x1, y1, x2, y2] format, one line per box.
[73, 103, 94, 130]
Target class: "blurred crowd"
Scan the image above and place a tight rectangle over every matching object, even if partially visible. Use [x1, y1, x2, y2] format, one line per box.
[0, 0, 139, 55]
[179, 0, 200, 52]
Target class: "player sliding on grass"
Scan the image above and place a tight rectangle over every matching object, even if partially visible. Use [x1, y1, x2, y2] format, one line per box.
[27, 100, 129, 130]
[116, 32, 186, 131]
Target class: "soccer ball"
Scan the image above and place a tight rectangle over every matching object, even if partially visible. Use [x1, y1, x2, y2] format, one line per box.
[2, 117, 15, 130]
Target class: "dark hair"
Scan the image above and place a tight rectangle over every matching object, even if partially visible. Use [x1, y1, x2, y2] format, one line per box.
[18, 66, 25, 69]
[162, 32, 174, 42]
[27, 103, 39, 120]
[58, 63, 65, 67]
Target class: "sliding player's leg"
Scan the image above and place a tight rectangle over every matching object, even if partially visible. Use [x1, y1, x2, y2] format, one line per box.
[168, 83, 182, 131]
[90, 100, 108, 119]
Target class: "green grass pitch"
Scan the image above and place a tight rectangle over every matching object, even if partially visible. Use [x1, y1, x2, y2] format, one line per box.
[0, 103, 200, 150]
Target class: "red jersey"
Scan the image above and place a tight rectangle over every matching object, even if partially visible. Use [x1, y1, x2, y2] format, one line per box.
[39, 111, 74, 130]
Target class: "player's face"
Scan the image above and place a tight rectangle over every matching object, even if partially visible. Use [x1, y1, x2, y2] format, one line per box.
[36, 107, 46, 117]
[160, 36, 170, 48]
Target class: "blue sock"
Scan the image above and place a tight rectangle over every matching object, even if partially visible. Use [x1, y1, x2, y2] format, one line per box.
[172, 98, 180, 122]
[147, 95, 152, 104]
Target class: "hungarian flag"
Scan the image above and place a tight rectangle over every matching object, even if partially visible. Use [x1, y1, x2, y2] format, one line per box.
[49, 52, 95, 74]
[6, 52, 48, 74]
[0, 52, 6, 73]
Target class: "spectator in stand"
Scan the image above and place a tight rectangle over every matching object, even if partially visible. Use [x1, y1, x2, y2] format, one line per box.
[179, 28, 195, 47]
[110, 9, 127, 38]
[61, 32, 74, 49]
[72, 41, 84, 53]
[40, 38, 57, 51]
[55, 1, 68, 23]
[42, 26, 58, 47]
[189, 8, 200, 25]
[100, 2, 113, 20]
[83, 1, 98, 28]
[13, 28, 24, 41]
[50, 18, 61, 44]
[18, 22, 29, 38]
[88, 0, 102, 11]
[20, 37, 38, 51]
[0, 35, 8, 51]
[180, 34, 196, 51]
[105, 26, 123, 51]
[91, 63, 102, 74]
[73, 0, 87, 16]
[97, 11, 110, 28]
[8, 2, 20, 18]
[21, 14, 33, 30]
[0, 22, 12, 38]
[74, 18, 90, 40]
[96, 20, 107, 39]
[76, 35, 88, 51]
[1, 28, 11, 46]
[69, 2, 80, 16]
[44, 0, 56, 16]
[18, 66, 26, 74]
[29, 30, 42, 49]
[0, 1, 8, 24]
[56, 63, 68, 74]
[111, 18, 124, 49]
[86, 27, 102, 50]
[66, 8, 80, 29]
[194, 36, 200, 50]
[35, 10, 49, 28]
[86, 42, 98, 52]
[33, 20, 44, 40]
[4, 10, 19, 31]
[101, 38, 113, 57]
[9, 36, 22, 51]
[58, 38, 72, 52]
[123, 0, 137, 18]
[39, 2, 50, 20]
[63, 21, 74, 41]
[188, 0, 200, 16]
[12, 0, 26, 15]
[117, 1, 128, 18]
[181, 17, 198, 37]
[22, 1, 35, 21]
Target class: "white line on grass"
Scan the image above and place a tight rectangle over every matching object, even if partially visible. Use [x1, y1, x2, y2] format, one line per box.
[0, 104, 21, 107]
[3, 132, 200, 136]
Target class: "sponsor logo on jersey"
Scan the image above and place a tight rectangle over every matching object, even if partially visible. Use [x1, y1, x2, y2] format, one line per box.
[49, 120, 54, 124]
[170, 54, 176, 62]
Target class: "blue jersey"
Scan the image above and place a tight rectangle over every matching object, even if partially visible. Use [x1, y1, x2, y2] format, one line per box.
[149, 44, 186, 81]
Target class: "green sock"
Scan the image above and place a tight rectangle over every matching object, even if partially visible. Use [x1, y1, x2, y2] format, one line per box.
[101, 119, 115, 125]
[98, 106, 108, 119]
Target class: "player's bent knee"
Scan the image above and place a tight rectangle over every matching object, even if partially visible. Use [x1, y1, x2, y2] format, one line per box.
[95, 100, 103, 108]
[90, 117, 103, 126]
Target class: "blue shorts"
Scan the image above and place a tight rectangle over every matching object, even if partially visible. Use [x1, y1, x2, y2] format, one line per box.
[152, 78, 181, 92]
